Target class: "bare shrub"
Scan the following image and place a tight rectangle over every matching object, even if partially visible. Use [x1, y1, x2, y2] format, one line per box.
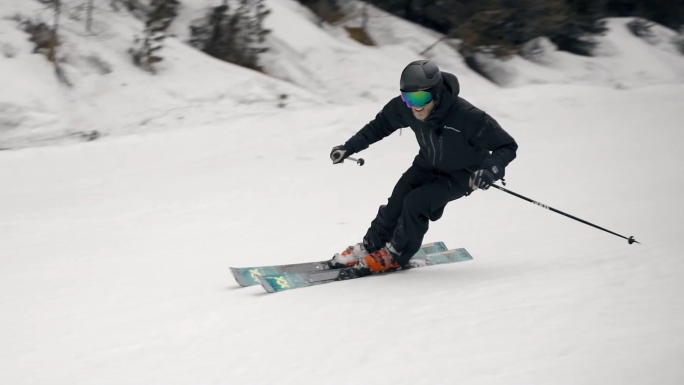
[673, 29, 684, 55]
[344, 26, 374, 46]
[627, 18, 655, 38]
[21, 19, 60, 61]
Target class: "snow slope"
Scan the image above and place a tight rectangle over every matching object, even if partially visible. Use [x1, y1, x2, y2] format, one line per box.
[2, 79, 683, 385]
[1, 1, 684, 384]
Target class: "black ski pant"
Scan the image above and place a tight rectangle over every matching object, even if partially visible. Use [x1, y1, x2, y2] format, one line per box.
[363, 164, 470, 266]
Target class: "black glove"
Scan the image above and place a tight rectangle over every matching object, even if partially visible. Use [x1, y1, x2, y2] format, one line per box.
[469, 169, 497, 190]
[330, 145, 352, 164]
[469, 157, 504, 190]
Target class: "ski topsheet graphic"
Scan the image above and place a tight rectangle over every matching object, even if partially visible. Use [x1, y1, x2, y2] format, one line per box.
[257, 248, 473, 293]
[230, 242, 448, 287]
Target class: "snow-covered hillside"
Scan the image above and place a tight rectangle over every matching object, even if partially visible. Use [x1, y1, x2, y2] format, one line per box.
[2, 0, 684, 148]
[466, 18, 684, 88]
[0, 0, 320, 149]
[1, 1, 684, 385]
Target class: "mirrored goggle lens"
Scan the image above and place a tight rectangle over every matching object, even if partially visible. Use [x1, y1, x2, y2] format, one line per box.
[401, 91, 432, 108]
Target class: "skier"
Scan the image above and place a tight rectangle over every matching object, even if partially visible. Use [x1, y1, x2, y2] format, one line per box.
[329, 60, 518, 275]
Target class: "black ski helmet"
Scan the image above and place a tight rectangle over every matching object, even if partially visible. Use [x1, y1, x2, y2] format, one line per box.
[400, 60, 443, 104]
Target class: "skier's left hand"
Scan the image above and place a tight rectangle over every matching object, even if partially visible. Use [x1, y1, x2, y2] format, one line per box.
[468, 154, 506, 191]
[469, 160, 504, 190]
[469, 169, 497, 190]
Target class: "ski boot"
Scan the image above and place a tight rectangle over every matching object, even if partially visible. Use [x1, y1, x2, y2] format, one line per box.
[329, 242, 370, 268]
[353, 243, 402, 276]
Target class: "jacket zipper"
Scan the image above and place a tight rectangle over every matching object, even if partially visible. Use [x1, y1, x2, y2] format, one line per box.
[420, 130, 431, 160]
[429, 130, 437, 165]
[439, 136, 443, 163]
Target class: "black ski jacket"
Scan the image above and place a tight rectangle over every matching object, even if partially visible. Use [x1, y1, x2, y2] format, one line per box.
[344, 72, 518, 188]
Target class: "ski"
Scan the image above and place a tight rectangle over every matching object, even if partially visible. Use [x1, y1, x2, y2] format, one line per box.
[229, 242, 448, 287]
[256, 248, 473, 293]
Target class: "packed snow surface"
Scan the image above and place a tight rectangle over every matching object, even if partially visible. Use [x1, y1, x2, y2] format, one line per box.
[1, 1, 683, 384]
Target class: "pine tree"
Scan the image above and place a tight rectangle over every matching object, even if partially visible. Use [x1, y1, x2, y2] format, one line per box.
[605, 0, 684, 30]
[129, 0, 179, 73]
[362, 0, 608, 57]
[189, 0, 271, 70]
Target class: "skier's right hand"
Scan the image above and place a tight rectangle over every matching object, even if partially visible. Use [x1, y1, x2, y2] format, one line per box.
[330, 145, 351, 164]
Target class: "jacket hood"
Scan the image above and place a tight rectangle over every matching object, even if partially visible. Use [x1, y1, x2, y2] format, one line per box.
[442, 72, 460, 98]
[426, 71, 460, 124]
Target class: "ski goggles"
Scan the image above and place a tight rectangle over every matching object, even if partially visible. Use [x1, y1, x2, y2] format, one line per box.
[400, 90, 433, 108]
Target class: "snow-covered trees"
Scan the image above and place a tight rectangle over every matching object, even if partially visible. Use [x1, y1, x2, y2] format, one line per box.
[128, 0, 179, 73]
[189, 0, 270, 71]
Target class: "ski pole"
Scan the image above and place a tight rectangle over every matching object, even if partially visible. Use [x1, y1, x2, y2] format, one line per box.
[489, 184, 640, 244]
[346, 156, 365, 166]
